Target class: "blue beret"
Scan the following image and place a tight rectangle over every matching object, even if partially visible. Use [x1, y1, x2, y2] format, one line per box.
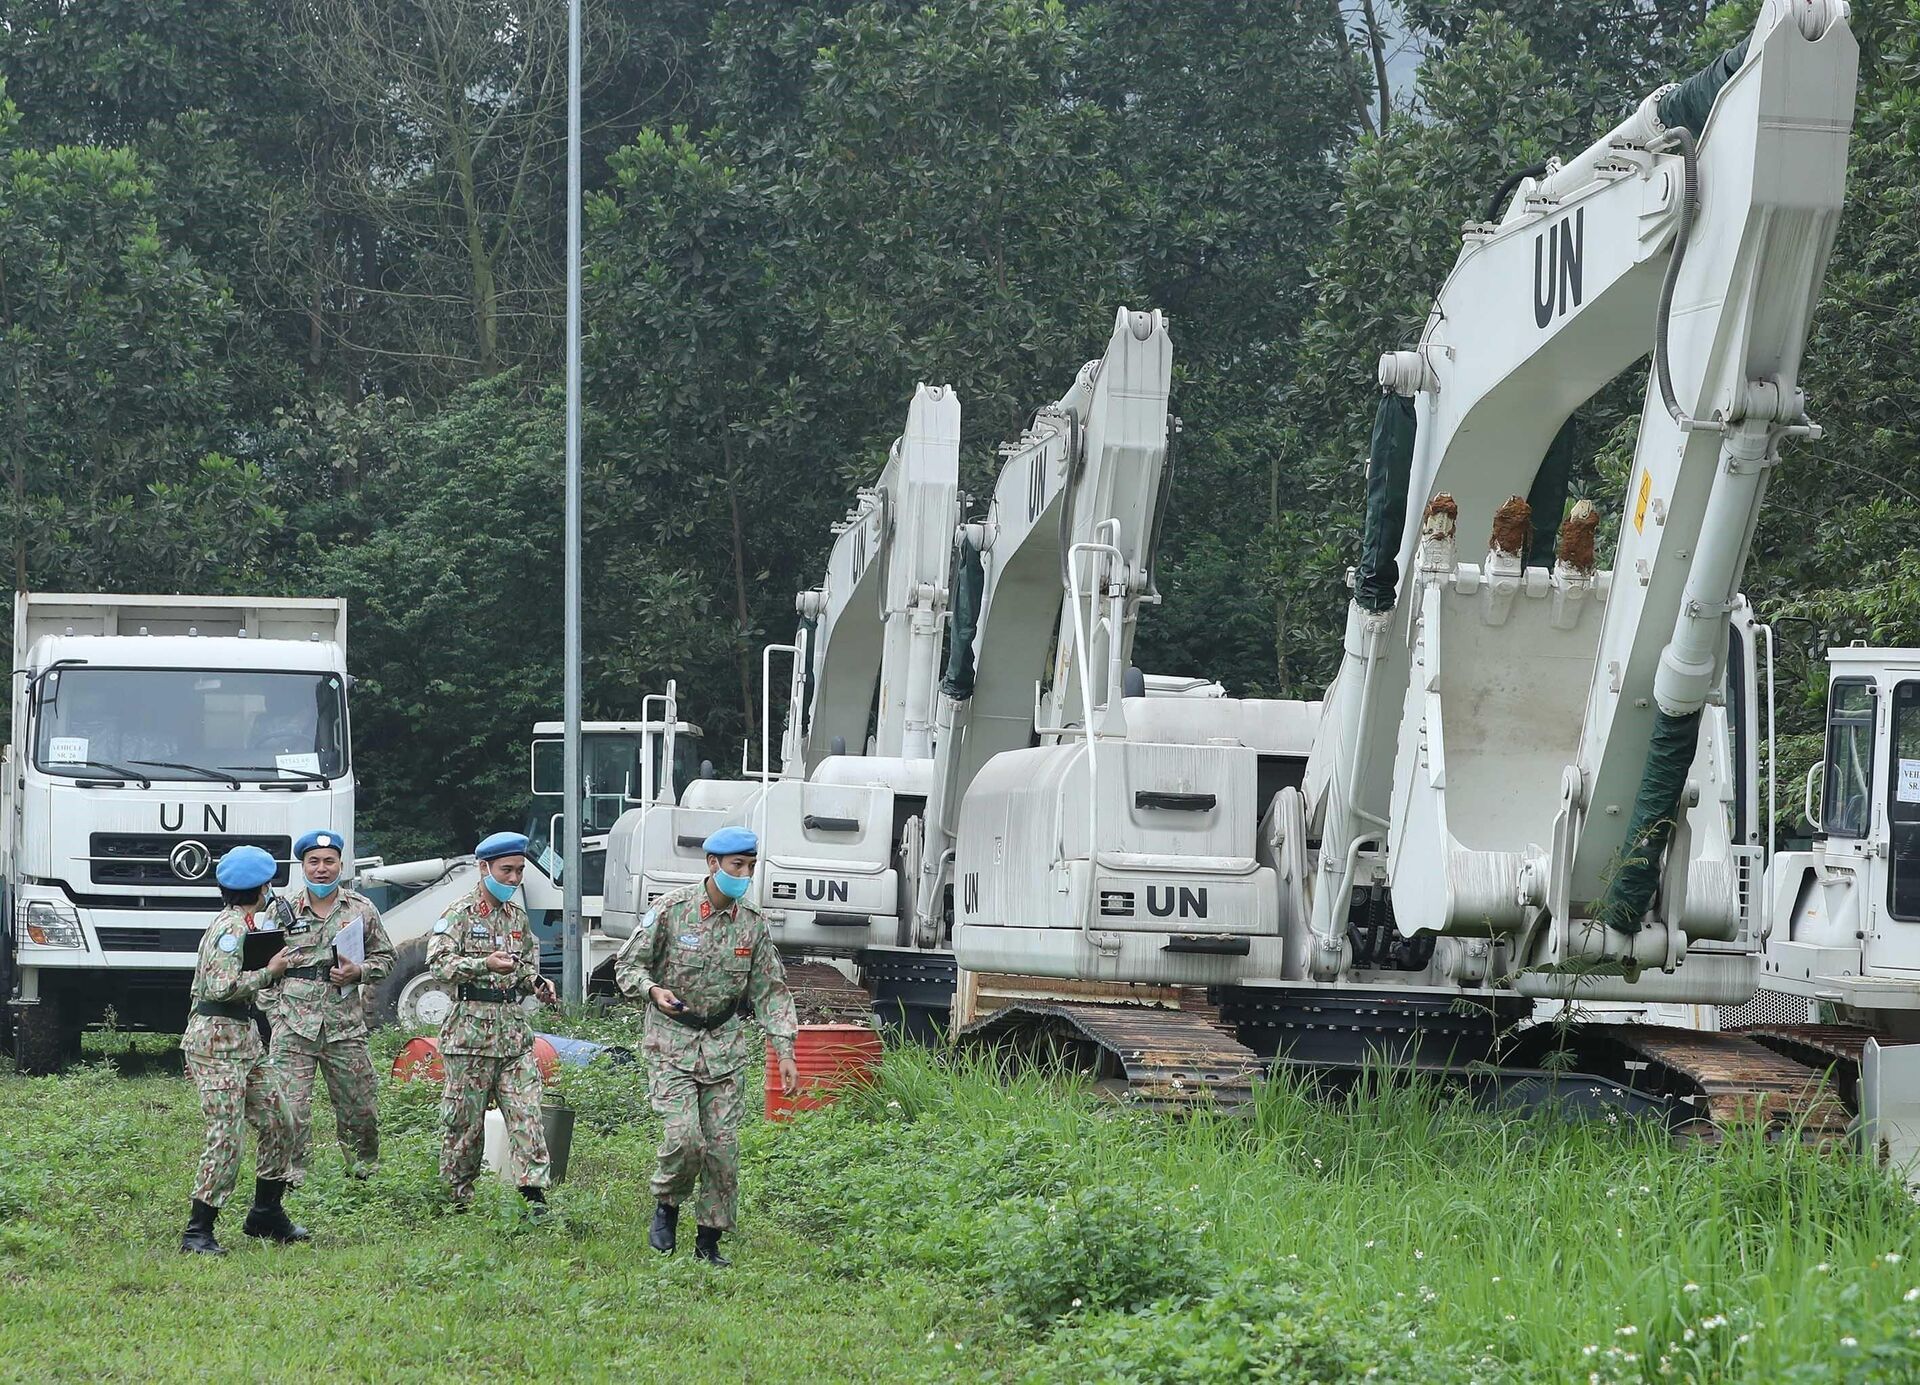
[294, 830, 343, 860]
[702, 826, 758, 856]
[216, 844, 277, 890]
[475, 831, 531, 862]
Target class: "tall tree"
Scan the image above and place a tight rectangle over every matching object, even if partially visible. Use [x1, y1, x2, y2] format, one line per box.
[0, 85, 281, 599]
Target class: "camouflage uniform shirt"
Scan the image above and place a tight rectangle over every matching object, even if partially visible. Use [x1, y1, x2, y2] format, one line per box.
[264, 885, 395, 1044]
[182, 905, 281, 1063]
[427, 885, 542, 1057]
[615, 882, 798, 1076]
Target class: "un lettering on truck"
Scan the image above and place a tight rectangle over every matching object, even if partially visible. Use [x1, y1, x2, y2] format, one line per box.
[3, 594, 353, 1073]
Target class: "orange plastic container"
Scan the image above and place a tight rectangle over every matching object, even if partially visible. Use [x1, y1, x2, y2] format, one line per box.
[391, 1035, 560, 1084]
[766, 1024, 883, 1120]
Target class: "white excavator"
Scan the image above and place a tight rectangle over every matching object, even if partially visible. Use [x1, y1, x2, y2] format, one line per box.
[905, 308, 1230, 977]
[599, 385, 963, 1024]
[605, 316, 1213, 1035]
[953, 0, 1899, 1139]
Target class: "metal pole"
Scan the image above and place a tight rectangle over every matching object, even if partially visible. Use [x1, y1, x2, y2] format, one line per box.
[561, 0, 585, 1006]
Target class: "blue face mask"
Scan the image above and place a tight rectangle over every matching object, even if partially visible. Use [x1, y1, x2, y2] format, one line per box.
[484, 874, 518, 904]
[712, 867, 751, 901]
[305, 874, 339, 898]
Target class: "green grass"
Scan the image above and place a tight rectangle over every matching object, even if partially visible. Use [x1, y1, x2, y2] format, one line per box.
[4, 1016, 1920, 1381]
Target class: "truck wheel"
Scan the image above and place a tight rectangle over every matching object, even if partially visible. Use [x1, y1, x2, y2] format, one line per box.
[12, 995, 75, 1075]
[364, 936, 457, 1031]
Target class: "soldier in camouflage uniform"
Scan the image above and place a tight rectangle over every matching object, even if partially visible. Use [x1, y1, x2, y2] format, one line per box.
[180, 845, 309, 1255]
[616, 825, 798, 1265]
[266, 829, 395, 1185]
[427, 831, 558, 1211]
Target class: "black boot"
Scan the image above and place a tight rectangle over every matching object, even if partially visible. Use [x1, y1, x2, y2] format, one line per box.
[241, 1178, 310, 1244]
[694, 1225, 731, 1267]
[519, 1186, 550, 1220]
[180, 1199, 225, 1256]
[649, 1201, 678, 1255]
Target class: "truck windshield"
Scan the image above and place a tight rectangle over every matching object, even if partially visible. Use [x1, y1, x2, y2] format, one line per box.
[35, 668, 348, 781]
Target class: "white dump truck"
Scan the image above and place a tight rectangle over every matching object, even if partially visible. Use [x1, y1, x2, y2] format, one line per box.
[2, 593, 352, 1072]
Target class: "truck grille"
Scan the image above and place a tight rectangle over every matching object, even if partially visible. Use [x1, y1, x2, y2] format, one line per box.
[95, 926, 205, 953]
[87, 833, 292, 888]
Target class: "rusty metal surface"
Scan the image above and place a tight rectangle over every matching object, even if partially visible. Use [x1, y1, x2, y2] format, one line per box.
[1598, 1027, 1853, 1141]
[1733, 1023, 1876, 1068]
[784, 962, 875, 1026]
[1729, 1023, 1918, 1117]
[957, 1000, 1261, 1109]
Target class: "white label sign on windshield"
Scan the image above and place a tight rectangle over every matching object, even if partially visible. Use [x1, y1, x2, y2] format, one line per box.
[1900, 758, 1920, 804]
[48, 737, 88, 764]
[276, 753, 322, 778]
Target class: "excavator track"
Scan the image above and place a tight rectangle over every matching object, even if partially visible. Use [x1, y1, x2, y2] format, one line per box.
[1555, 1026, 1854, 1143]
[952, 979, 1860, 1137]
[1730, 1024, 1888, 1114]
[956, 1000, 1262, 1111]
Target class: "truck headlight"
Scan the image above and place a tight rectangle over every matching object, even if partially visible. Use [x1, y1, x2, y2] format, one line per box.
[21, 902, 84, 949]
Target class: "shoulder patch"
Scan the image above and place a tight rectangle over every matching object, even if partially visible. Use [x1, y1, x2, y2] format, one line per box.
[218, 934, 240, 953]
[641, 908, 658, 931]
[432, 918, 450, 935]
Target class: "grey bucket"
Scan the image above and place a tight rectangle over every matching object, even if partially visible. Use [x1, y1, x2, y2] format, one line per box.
[542, 1102, 576, 1184]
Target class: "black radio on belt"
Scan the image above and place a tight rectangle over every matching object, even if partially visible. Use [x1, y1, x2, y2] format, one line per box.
[662, 993, 752, 1031]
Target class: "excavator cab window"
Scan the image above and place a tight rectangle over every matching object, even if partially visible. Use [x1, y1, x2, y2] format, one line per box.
[1888, 681, 1920, 921]
[1821, 679, 1875, 840]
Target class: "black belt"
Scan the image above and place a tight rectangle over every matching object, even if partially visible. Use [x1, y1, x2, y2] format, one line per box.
[193, 1000, 252, 1021]
[662, 996, 750, 1031]
[284, 963, 333, 981]
[459, 984, 520, 1004]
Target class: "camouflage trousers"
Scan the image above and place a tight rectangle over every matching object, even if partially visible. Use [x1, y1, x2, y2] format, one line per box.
[649, 1063, 744, 1230]
[186, 1051, 293, 1208]
[440, 1052, 549, 1200]
[269, 1030, 380, 1185]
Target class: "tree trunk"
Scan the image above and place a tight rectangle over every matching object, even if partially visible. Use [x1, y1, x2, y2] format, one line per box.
[452, 140, 498, 377]
[1358, 0, 1392, 137]
[722, 437, 757, 742]
[1333, 9, 1376, 138]
[308, 215, 328, 393]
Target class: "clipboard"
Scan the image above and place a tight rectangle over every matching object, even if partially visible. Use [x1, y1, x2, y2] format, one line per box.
[242, 928, 287, 971]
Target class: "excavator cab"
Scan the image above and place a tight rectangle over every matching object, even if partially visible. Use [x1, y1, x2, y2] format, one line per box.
[1766, 648, 1920, 1020]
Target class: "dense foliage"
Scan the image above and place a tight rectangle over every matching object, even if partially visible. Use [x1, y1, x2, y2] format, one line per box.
[0, 0, 1912, 851]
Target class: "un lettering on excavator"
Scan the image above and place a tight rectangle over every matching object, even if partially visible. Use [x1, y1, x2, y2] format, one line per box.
[1532, 207, 1585, 327]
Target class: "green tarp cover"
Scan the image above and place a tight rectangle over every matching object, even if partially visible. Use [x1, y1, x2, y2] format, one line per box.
[1356, 393, 1417, 613]
[1525, 416, 1579, 567]
[1658, 37, 1750, 139]
[1592, 707, 1704, 935]
[940, 537, 985, 700]
[797, 615, 818, 738]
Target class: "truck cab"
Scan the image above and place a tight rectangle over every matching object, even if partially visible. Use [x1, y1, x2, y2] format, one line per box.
[520, 716, 702, 973]
[371, 710, 702, 1030]
[3, 594, 351, 1071]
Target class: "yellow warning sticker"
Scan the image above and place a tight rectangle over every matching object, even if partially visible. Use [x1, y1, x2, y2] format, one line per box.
[1633, 470, 1652, 534]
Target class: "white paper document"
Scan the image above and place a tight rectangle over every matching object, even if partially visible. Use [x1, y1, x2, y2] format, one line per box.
[48, 737, 88, 764]
[333, 918, 365, 967]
